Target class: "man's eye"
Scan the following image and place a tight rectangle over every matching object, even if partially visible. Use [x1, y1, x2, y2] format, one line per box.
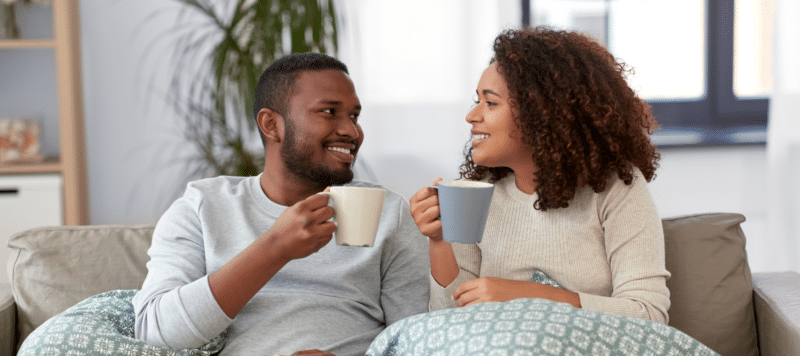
[322, 108, 334, 115]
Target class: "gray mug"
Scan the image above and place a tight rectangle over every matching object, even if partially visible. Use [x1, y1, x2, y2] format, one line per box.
[435, 180, 494, 244]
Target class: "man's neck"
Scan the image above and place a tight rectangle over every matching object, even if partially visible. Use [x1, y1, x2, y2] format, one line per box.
[259, 166, 324, 207]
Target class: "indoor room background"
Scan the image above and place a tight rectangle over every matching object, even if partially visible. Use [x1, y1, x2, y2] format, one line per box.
[2, 0, 797, 282]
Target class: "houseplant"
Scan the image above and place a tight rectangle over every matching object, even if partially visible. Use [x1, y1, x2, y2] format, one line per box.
[159, 0, 339, 178]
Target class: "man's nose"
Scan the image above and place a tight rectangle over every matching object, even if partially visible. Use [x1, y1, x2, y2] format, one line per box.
[336, 117, 360, 139]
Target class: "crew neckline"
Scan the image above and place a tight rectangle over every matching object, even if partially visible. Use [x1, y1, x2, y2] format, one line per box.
[499, 173, 539, 205]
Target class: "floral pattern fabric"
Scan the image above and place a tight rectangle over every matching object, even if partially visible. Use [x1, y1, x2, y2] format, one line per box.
[18, 290, 226, 356]
[367, 298, 719, 356]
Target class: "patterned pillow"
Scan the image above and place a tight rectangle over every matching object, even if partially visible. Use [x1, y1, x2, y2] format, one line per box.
[17, 289, 226, 356]
[367, 298, 719, 356]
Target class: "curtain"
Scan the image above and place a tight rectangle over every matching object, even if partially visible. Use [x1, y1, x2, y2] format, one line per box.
[766, 0, 800, 272]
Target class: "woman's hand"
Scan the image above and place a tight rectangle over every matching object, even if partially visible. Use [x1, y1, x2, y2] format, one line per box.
[452, 277, 581, 308]
[409, 178, 444, 241]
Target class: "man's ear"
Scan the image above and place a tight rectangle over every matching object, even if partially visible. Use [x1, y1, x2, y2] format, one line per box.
[256, 108, 283, 143]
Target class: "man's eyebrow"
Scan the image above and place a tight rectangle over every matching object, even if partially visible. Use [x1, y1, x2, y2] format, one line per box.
[317, 99, 361, 111]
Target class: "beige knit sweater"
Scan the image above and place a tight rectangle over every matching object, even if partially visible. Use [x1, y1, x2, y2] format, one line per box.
[429, 170, 671, 323]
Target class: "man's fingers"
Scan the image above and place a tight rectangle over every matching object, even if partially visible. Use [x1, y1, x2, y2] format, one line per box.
[313, 221, 337, 237]
[300, 193, 332, 210]
[310, 205, 335, 223]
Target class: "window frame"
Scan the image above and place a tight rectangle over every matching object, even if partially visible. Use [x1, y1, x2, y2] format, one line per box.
[523, 0, 769, 147]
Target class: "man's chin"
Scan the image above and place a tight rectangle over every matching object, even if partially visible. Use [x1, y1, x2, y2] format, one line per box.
[309, 168, 354, 187]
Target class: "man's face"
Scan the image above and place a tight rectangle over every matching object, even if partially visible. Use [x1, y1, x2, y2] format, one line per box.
[280, 69, 363, 188]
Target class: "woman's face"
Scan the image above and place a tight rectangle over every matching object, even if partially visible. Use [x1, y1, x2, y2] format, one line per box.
[466, 63, 530, 170]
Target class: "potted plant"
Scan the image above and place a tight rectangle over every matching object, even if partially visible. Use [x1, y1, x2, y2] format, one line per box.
[158, 0, 339, 178]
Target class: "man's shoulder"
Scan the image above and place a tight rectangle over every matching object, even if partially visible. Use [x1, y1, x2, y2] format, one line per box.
[184, 175, 257, 198]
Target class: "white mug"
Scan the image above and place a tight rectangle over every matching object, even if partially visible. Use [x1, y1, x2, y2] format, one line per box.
[318, 186, 386, 247]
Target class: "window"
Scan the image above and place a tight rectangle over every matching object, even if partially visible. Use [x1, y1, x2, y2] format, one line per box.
[523, 0, 773, 146]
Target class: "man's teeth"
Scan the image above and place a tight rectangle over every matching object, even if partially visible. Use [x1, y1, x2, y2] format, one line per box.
[327, 147, 351, 155]
[474, 134, 489, 140]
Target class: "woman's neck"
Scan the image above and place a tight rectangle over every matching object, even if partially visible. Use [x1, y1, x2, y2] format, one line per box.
[509, 161, 538, 194]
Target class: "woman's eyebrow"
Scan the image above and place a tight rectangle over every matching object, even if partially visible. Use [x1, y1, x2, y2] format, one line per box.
[481, 89, 502, 98]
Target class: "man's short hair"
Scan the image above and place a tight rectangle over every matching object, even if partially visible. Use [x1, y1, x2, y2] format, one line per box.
[253, 53, 349, 143]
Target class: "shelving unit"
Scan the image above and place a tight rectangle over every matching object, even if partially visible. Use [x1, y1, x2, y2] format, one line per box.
[0, 0, 88, 225]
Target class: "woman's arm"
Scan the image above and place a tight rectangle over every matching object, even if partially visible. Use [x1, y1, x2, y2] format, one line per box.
[451, 277, 581, 308]
[409, 179, 461, 287]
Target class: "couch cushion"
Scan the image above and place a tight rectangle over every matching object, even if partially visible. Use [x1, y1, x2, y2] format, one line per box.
[663, 213, 757, 356]
[6, 225, 154, 349]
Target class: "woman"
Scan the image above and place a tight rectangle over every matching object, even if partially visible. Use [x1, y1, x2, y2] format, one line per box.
[410, 27, 670, 323]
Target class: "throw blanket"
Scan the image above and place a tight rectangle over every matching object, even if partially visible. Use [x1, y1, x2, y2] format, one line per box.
[20, 288, 719, 355]
[18, 290, 226, 356]
[367, 298, 720, 356]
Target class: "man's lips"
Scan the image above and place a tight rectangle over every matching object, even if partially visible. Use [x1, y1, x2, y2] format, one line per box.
[327, 146, 352, 155]
[325, 143, 357, 163]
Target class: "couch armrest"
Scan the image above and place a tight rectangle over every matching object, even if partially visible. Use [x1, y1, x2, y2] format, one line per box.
[752, 271, 800, 356]
[1, 283, 17, 356]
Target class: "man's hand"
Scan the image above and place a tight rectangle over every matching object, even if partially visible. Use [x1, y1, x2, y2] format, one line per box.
[409, 178, 444, 240]
[264, 193, 337, 262]
[452, 277, 581, 308]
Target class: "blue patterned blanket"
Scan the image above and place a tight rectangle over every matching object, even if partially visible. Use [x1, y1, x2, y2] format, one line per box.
[367, 298, 719, 356]
[18, 290, 226, 356]
[20, 289, 718, 356]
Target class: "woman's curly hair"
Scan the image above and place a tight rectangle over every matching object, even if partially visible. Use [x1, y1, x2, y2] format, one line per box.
[461, 27, 660, 211]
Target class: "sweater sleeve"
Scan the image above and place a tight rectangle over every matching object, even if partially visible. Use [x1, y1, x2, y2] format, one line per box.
[428, 242, 482, 311]
[131, 186, 233, 350]
[578, 174, 671, 323]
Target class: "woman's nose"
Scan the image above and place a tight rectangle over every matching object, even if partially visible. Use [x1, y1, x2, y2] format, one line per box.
[466, 105, 481, 124]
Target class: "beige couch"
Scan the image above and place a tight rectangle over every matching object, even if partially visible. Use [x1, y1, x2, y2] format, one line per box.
[1, 213, 799, 356]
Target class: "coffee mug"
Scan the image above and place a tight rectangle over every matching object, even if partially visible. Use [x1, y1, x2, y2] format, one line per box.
[435, 180, 494, 244]
[318, 186, 386, 247]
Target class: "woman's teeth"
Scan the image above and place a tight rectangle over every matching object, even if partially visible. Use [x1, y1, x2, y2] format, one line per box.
[327, 147, 351, 155]
[474, 134, 489, 140]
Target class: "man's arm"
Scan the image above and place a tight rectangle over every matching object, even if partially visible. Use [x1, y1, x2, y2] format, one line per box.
[133, 187, 336, 349]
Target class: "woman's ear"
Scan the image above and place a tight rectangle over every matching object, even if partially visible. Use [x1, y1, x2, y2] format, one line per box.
[257, 108, 283, 144]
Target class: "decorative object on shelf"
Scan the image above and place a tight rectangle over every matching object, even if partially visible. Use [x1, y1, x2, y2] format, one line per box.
[0, 3, 19, 39]
[0, 117, 43, 163]
[0, 0, 52, 39]
[154, 0, 339, 178]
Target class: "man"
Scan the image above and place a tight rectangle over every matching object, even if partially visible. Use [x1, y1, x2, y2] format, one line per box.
[132, 53, 430, 356]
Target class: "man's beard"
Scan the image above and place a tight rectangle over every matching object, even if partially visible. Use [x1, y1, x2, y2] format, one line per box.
[280, 121, 355, 188]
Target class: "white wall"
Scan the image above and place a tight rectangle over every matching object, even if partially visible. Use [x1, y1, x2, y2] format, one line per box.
[80, 0, 194, 224]
[74, 2, 780, 273]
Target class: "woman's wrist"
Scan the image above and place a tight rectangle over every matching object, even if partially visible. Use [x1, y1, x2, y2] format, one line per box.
[429, 239, 459, 287]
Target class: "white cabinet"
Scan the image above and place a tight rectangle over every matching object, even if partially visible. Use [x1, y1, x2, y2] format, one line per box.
[0, 174, 62, 284]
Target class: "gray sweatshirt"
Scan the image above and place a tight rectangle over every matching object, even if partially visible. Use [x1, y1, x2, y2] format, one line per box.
[132, 175, 430, 356]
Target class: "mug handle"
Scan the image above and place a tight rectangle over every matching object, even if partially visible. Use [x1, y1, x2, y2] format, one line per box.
[316, 192, 337, 224]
